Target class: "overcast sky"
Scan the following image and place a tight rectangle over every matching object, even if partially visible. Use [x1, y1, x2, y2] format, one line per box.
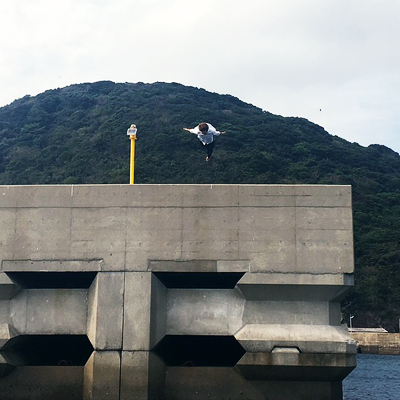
[1, 0, 400, 153]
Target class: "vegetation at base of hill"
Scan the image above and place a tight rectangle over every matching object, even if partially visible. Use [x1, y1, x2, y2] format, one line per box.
[0, 81, 400, 331]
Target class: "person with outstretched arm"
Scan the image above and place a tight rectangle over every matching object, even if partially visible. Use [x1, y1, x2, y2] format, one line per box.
[183, 122, 226, 161]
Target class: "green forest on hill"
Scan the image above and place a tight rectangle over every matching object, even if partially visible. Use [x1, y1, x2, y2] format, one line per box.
[0, 81, 399, 331]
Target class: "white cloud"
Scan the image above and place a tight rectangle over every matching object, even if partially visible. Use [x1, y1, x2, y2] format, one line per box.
[1, 0, 400, 153]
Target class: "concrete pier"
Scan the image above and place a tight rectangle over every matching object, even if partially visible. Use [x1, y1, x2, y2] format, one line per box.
[0, 184, 356, 399]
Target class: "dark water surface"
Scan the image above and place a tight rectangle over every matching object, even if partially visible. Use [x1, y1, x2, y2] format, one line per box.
[343, 354, 400, 400]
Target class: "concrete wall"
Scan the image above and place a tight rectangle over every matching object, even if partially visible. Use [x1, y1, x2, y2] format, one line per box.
[0, 184, 356, 399]
[351, 332, 400, 355]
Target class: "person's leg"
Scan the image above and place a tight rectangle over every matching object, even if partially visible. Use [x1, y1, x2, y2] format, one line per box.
[205, 141, 214, 161]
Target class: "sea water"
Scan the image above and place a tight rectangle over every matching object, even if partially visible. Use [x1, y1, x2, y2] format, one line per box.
[343, 354, 400, 400]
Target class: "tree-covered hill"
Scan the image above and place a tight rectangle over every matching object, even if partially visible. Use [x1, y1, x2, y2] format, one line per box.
[0, 81, 399, 330]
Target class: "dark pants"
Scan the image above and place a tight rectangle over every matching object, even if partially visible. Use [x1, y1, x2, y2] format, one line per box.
[203, 141, 214, 158]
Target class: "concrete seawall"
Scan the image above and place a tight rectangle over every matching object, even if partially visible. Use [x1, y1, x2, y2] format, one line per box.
[351, 332, 400, 355]
[0, 184, 356, 400]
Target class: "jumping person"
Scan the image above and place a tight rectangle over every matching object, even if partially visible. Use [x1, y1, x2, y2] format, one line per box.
[183, 123, 226, 161]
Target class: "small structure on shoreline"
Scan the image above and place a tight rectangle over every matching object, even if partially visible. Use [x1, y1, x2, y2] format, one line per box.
[349, 328, 400, 355]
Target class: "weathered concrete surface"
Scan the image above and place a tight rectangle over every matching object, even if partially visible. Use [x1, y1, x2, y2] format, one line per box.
[83, 351, 121, 400]
[351, 332, 400, 355]
[7, 289, 88, 335]
[0, 274, 21, 300]
[0, 366, 84, 399]
[163, 367, 345, 400]
[0, 184, 355, 399]
[87, 273, 124, 350]
[0, 184, 353, 273]
[166, 288, 245, 335]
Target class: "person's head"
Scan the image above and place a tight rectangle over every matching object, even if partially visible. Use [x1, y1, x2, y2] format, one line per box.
[198, 123, 209, 134]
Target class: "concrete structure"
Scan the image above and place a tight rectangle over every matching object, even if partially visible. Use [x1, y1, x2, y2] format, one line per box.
[0, 184, 356, 399]
[350, 330, 400, 355]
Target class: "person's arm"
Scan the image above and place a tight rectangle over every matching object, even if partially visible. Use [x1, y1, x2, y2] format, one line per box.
[206, 124, 226, 136]
[213, 130, 226, 136]
[183, 127, 198, 134]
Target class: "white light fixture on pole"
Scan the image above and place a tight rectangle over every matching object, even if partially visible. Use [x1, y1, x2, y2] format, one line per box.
[349, 314, 355, 329]
[127, 124, 137, 184]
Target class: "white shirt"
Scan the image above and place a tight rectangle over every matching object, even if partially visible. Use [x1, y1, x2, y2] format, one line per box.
[189, 123, 221, 145]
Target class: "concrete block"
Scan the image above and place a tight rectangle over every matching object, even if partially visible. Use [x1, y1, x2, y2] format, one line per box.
[239, 229, 296, 272]
[125, 252, 155, 272]
[296, 207, 353, 230]
[123, 272, 152, 350]
[71, 185, 131, 208]
[120, 352, 166, 400]
[13, 208, 71, 260]
[238, 207, 297, 272]
[329, 302, 342, 325]
[183, 227, 239, 245]
[124, 184, 184, 208]
[0, 186, 18, 207]
[296, 229, 354, 273]
[12, 289, 88, 335]
[124, 207, 183, 266]
[235, 324, 357, 354]
[71, 229, 126, 255]
[217, 260, 250, 272]
[239, 207, 296, 231]
[83, 351, 120, 400]
[0, 273, 21, 299]
[164, 366, 347, 400]
[72, 184, 184, 208]
[0, 351, 24, 377]
[239, 272, 353, 286]
[149, 274, 167, 348]
[147, 353, 166, 400]
[237, 352, 356, 381]
[182, 207, 239, 231]
[100, 253, 126, 271]
[70, 215, 126, 270]
[11, 185, 73, 208]
[126, 206, 183, 231]
[181, 208, 240, 260]
[0, 300, 10, 324]
[87, 273, 124, 350]
[3, 289, 88, 335]
[295, 185, 352, 207]
[120, 351, 150, 400]
[2, 260, 103, 272]
[0, 354, 16, 377]
[0, 210, 16, 262]
[0, 184, 356, 398]
[237, 273, 354, 301]
[252, 381, 345, 400]
[164, 367, 264, 400]
[70, 207, 128, 271]
[239, 185, 296, 207]
[181, 247, 239, 261]
[0, 323, 19, 349]
[182, 184, 239, 207]
[0, 366, 84, 399]
[125, 228, 182, 261]
[148, 260, 217, 272]
[182, 228, 239, 260]
[71, 206, 127, 231]
[166, 289, 245, 336]
[349, 332, 400, 354]
[242, 300, 329, 326]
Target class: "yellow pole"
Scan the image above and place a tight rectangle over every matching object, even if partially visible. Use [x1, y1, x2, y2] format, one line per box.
[130, 135, 136, 185]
